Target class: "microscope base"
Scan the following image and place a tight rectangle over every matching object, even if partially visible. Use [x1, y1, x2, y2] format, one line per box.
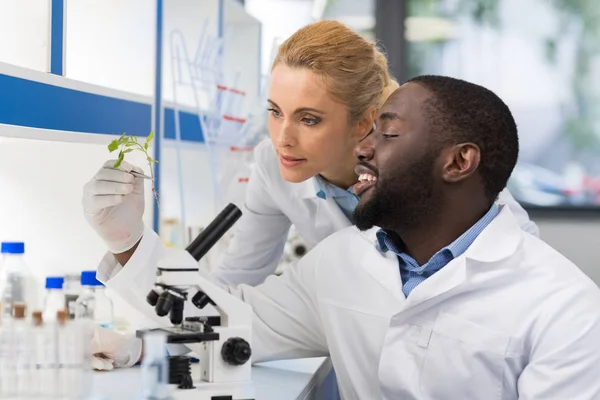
[172, 380, 254, 400]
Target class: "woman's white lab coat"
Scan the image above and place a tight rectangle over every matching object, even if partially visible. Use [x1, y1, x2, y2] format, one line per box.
[99, 204, 600, 399]
[206, 139, 538, 286]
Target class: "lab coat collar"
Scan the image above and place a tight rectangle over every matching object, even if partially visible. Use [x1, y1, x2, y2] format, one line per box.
[299, 176, 321, 199]
[463, 203, 522, 264]
[355, 204, 523, 311]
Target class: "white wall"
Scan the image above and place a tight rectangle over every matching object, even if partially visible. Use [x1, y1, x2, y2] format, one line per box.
[536, 218, 600, 285]
[0, 0, 49, 72]
[65, 0, 156, 97]
[245, 0, 314, 75]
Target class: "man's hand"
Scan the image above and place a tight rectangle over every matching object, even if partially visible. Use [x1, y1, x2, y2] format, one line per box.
[91, 325, 142, 370]
[82, 160, 146, 254]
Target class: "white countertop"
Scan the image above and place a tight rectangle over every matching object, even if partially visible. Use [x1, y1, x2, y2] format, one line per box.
[90, 357, 332, 400]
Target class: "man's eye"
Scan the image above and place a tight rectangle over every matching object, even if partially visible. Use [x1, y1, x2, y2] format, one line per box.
[267, 108, 281, 118]
[382, 134, 398, 139]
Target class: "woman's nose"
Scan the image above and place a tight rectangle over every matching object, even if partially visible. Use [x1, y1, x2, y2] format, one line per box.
[274, 123, 296, 148]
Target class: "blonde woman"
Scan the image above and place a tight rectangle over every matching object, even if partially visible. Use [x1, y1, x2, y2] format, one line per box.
[82, 21, 538, 369]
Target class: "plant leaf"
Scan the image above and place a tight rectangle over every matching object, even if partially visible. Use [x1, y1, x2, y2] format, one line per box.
[146, 131, 155, 143]
[114, 151, 124, 169]
[144, 142, 148, 150]
[123, 148, 134, 154]
[108, 140, 119, 152]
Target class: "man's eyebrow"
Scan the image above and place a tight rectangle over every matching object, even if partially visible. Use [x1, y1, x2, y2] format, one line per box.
[378, 112, 403, 122]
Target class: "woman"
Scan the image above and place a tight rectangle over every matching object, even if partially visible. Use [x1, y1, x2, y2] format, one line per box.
[82, 20, 538, 368]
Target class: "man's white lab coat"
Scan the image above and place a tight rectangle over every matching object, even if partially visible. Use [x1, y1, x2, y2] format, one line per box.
[98, 204, 600, 399]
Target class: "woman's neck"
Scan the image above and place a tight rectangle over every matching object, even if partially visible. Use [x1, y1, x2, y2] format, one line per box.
[319, 150, 359, 189]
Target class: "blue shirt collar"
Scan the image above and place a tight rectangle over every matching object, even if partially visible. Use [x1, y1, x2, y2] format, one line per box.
[313, 175, 356, 200]
[376, 203, 500, 263]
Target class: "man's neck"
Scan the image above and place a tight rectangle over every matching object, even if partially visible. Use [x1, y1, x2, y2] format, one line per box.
[390, 202, 491, 265]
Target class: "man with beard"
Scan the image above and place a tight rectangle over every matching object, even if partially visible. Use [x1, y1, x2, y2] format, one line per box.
[96, 76, 600, 399]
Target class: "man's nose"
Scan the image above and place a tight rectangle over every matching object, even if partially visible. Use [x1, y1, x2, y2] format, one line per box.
[354, 133, 374, 161]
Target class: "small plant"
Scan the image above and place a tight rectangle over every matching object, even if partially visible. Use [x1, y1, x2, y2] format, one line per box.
[108, 132, 159, 203]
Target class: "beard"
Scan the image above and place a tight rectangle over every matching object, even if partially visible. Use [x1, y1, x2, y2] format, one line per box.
[353, 151, 439, 231]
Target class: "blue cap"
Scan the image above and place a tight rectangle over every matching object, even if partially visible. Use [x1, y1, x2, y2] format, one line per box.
[45, 276, 64, 289]
[80, 271, 103, 286]
[1, 242, 24, 254]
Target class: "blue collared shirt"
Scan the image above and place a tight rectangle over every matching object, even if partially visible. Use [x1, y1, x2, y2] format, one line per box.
[313, 175, 359, 220]
[376, 204, 500, 297]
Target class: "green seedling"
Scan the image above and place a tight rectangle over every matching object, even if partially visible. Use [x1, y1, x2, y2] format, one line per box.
[108, 132, 159, 203]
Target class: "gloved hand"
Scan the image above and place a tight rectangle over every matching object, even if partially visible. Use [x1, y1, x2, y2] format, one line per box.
[82, 160, 145, 254]
[91, 325, 142, 370]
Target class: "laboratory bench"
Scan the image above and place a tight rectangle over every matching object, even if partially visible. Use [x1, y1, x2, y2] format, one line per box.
[91, 357, 333, 400]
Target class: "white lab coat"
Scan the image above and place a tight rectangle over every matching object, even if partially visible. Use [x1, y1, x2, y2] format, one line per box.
[100, 204, 600, 399]
[212, 139, 538, 286]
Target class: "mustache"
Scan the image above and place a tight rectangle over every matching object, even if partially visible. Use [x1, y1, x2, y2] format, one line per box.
[357, 161, 379, 176]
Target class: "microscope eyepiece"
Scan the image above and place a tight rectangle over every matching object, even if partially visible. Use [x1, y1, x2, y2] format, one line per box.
[155, 291, 173, 317]
[147, 289, 160, 306]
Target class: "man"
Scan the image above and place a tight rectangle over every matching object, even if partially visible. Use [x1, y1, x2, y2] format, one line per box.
[94, 76, 600, 399]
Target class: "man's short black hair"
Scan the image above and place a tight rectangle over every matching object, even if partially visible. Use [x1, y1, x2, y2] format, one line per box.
[407, 75, 519, 202]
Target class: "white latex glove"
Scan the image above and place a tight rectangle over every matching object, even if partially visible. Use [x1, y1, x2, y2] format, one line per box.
[91, 325, 142, 369]
[82, 160, 145, 254]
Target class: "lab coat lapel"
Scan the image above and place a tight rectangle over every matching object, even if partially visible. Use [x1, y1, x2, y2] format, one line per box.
[300, 177, 352, 235]
[359, 228, 407, 306]
[400, 204, 523, 311]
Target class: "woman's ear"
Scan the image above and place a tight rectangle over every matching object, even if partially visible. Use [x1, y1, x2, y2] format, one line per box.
[354, 107, 376, 141]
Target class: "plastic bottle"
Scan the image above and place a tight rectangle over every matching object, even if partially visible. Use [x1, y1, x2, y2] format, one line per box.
[31, 310, 58, 398]
[57, 310, 90, 399]
[0, 242, 39, 319]
[63, 273, 82, 320]
[43, 276, 65, 322]
[13, 303, 32, 397]
[74, 271, 114, 329]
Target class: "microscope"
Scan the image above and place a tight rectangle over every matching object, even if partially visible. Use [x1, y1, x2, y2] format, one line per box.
[137, 204, 254, 400]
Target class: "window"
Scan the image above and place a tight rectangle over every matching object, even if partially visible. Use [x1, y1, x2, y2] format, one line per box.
[406, 0, 600, 208]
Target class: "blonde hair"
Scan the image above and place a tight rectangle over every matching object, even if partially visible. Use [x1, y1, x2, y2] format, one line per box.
[272, 20, 398, 124]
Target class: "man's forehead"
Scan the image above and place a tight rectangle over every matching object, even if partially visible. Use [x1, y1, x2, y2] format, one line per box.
[378, 83, 433, 117]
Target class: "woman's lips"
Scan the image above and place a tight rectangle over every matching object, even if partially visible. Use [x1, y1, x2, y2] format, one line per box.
[279, 154, 306, 168]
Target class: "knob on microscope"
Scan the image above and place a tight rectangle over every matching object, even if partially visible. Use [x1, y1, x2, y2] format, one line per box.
[221, 337, 252, 366]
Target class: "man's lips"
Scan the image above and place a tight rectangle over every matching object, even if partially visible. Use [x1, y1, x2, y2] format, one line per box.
[354, 163, 378, 196]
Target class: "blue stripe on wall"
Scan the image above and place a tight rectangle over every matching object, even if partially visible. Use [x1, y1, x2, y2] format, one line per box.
[164, 108, 204, 143]
[0, 74, 151, 136]
[50, 0, 65, 75]
[153, 0, 164, 232]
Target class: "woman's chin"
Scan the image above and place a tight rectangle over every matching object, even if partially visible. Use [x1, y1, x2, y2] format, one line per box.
[279, 166, 313, 183]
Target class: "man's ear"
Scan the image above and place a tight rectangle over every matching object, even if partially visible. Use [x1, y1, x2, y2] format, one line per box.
[353, 107, 377, 141]
[441, 143, 481, 183]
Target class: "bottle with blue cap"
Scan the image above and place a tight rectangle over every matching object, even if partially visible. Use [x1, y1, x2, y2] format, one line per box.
[42, 276, 65, 321]
[0, 242, 39, 319]
[74, 271, 114, 329]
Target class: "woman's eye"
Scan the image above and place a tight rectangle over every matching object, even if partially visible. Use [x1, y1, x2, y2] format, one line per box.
[267, 108, 281, 118]
[382, 133, 398, 139]
[302, 117, 319, 126]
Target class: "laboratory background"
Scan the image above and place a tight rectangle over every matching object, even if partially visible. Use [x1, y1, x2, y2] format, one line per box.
[0, 0, 599, 398]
